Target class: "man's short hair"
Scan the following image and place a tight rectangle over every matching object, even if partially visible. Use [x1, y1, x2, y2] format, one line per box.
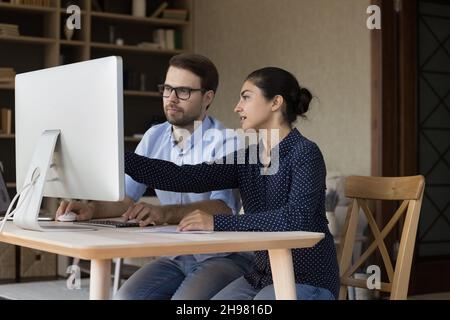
[169, 53, 219, 93]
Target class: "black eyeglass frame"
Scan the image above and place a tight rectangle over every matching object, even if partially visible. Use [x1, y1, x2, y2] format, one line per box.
[157, 84, 207, 100]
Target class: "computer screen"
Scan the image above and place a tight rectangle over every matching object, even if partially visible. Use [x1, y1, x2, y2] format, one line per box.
[10, 56, 124, 231]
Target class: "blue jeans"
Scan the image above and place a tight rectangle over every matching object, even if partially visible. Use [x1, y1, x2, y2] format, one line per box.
[211, 276, 335, 300]
[114, 254, 254, 300]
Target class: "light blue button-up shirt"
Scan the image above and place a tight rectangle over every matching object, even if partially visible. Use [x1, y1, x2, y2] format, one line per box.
[125, 116, 243, 262]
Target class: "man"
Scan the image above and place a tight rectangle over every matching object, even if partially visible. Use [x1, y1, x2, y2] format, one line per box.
[56, 54, 253, 300]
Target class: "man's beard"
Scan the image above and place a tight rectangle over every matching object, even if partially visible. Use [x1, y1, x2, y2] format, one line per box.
[165, 110, 200, 127]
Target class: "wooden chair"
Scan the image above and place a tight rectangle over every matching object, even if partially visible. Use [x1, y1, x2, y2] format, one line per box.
[338, 175, 425, 300]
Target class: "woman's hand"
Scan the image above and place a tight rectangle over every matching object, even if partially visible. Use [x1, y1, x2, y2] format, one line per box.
[177, 210, 213, 232]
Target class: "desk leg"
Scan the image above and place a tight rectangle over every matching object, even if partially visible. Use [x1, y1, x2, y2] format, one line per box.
[268, 248, 296, 300]
[89, 259, 111, 300]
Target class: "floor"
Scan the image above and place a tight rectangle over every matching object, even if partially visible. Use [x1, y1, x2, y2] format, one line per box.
[408, 292, 450, 300]
[0, 279, 92, 300]
[1, 279, 449, 300]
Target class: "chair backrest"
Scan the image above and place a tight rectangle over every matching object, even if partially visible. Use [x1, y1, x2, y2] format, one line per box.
[338, 175, 425, 300]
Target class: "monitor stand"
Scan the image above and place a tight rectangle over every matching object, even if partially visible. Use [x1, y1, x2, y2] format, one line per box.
[13, 130, 94, 232]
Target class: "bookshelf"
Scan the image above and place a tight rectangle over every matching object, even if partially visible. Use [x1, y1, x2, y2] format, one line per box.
[90, 10, 189, 26]
[90, 41, 184, 55]
[0, 134, 15, 139]
[0, 1, 55, 12]
[0, 0, 193, 282]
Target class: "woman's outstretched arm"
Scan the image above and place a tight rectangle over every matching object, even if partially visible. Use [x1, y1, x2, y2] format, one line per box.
[125, 151, 240, 193]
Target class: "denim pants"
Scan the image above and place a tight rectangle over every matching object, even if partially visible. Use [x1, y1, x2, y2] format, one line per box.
[211, 276, 335, 300]
[114, 253, 254, 300]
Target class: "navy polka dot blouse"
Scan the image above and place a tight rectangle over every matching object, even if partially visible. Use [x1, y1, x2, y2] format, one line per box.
[125, 128, 340, 298]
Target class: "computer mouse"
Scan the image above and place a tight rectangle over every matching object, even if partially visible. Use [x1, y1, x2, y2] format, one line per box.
[57, 212, 78, 222]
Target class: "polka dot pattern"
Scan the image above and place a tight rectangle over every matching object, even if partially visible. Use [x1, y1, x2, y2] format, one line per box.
[125, 129, 340, 298]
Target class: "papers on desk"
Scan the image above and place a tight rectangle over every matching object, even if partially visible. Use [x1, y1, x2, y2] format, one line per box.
[132, 225, 213, 234]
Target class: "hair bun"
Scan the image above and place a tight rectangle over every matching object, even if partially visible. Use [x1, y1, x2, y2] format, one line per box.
[296, 87, 312, 116]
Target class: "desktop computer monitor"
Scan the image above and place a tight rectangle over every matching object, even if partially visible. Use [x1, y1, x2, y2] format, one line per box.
[11, 56, 124, 231]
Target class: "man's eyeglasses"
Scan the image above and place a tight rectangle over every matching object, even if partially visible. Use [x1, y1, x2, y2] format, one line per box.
[157, 84, 206, 101]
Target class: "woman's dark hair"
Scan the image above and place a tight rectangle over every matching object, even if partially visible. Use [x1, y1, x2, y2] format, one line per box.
[245, 67, 312, 125]
[169, 53, 219, 93]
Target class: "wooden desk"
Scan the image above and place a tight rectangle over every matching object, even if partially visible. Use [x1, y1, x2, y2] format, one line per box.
[0, 222, 324, 300]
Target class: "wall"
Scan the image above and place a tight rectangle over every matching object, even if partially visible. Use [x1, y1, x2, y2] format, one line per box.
[193, 0, 372, 176]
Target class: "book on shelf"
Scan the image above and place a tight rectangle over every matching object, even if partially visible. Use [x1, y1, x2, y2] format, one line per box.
[0, 108, 12, 135]
[165, 29, 175, 50]
[152, 29, 181, 50]
[9, 0, 51, 7]
[150, 1, 168, 18]
[0, 23, 20, 37]
[124, 70, 148, 91]
[0, 68, 16, 83]
[162, 9, 188, 21]
[137, 42, 161, 50]
[174, 30, 182, 50]
[152, 28, 166, 49]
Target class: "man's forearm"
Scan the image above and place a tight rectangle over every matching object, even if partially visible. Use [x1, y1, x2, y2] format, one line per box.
[89, 197, 134, 219]
[162, 200, 232, 224]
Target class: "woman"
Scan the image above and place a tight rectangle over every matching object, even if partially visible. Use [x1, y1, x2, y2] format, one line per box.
[125, 67, 339, 300]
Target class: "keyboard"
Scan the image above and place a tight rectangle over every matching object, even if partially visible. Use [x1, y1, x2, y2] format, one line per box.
[74, 220, 141, 228]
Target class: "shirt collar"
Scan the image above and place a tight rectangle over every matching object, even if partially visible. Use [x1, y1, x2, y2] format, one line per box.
[254, 128, 302, 168]
[277, 128, 302, 158]
[167, 116, 213, 151]
[261, 128, 302, 163]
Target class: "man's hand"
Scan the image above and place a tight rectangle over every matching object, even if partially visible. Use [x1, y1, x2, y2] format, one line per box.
[56, 200, 94, 221]
[122, 202, 165, 227]
[177, 210, 213, 232]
